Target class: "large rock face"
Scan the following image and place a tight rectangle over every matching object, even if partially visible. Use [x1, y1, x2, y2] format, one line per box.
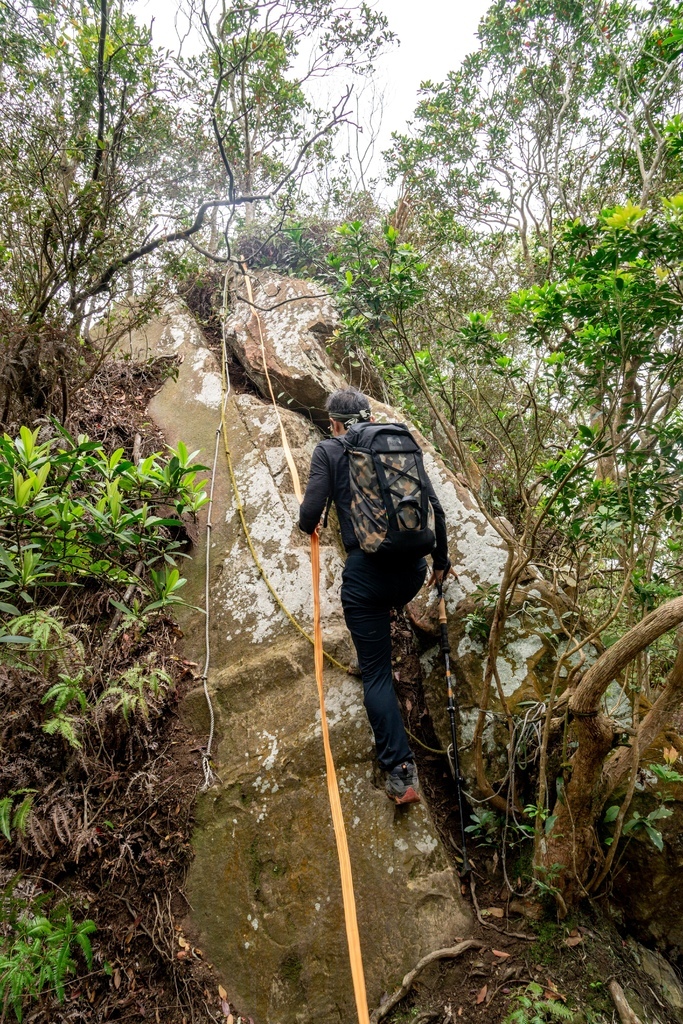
[221, 274, 554, 787]
[129, 301, 470, 1023]
[111, 273, 683, 1016]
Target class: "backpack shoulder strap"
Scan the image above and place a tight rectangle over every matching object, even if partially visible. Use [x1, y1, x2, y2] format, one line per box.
[322, 494, 333, 528]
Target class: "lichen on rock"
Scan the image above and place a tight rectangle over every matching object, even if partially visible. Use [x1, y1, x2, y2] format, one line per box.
[131, 296, 471, 1023]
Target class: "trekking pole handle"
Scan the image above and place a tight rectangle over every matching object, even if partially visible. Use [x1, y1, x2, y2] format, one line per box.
[436, 581, 446, 621]
[436, 582, 450, 652]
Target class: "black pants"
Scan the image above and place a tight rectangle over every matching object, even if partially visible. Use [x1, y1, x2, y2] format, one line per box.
[341, 548, 427, 771]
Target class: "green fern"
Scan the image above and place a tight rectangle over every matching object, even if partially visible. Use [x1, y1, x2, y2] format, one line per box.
[0, 797, 12, 841]
[40, 673, 90, 748]
[0, 792, 36, 842]
[545, 1002, 572, 1021]
[41, 674, 89, 714]
[99, 664, 172, 723]
[11, 796, 33, 837]
[3, 611, 84, 675]
[41, 713, 82, 749]
[504, 983, 573, 1024]
[0, 889, 96, 1021]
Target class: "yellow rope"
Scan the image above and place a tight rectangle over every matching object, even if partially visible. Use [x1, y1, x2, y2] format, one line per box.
[311, 529, 369, 1023]
[218, 391, 349, 673]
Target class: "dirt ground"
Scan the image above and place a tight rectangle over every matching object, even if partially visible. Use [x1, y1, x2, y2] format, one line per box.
[0, 358, 234, 1024]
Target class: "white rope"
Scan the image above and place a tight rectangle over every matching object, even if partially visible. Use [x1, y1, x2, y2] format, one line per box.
[199, 270, 232, 792]
[200, 425, 221, 791]
[451, 703, 545, 816]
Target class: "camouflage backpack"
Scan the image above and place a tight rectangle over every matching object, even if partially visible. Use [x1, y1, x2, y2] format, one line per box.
[341, 422, 436, 557]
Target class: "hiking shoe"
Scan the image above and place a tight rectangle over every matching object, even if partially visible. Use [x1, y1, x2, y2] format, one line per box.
[385, 762, 421, 805]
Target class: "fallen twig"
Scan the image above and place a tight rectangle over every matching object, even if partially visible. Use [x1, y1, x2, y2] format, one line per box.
[370, 940, 485, 1024]
[608, 979, 643, 1024]
[470, 878, 535, 941]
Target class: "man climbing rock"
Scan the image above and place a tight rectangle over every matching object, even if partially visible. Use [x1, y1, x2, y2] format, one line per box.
[299, 387, 455, 805]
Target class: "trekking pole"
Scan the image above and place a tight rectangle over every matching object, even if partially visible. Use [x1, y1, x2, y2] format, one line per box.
[437, 580, 471, 878]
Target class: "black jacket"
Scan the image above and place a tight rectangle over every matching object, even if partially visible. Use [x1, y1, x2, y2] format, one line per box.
[298, 435, 450, 570]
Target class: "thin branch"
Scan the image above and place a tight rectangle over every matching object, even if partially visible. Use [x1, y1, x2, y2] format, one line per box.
[233, 288, 331, 312]
[92, 0, 108, 183]
[69, 198, 265, 307]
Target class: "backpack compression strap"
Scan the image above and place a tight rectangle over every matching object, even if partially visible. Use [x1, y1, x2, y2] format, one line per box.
[373, 451, 430, 533]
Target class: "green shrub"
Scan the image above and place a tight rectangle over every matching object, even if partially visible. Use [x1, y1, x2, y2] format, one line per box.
[0, 426, 207, 616]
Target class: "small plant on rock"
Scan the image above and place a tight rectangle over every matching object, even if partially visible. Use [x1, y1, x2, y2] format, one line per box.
[464, 807, 502, 845]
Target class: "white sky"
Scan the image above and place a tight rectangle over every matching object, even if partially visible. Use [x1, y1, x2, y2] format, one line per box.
[133, 0, 493, 183]
[365, 1, 492, 164]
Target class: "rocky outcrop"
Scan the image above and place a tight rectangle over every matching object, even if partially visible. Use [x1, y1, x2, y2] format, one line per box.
[628, 938, 683, 1017]
[225, 270, 347, 428]
[220, 275, 574, 785]
[106, 269, 683, 1020]
[133, 276, 660, 1020]
[221, 288, 557, 784]
[128, 302, 470, 1024]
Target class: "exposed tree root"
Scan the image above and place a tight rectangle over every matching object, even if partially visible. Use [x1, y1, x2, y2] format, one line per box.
[608, 979, 643, 1024]
[370, 940, 485, 1024]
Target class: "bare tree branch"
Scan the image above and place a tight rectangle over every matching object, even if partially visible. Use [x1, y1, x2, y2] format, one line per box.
[92, 0, 108, 183]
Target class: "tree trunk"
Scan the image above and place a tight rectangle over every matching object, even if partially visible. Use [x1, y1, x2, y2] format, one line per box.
[538, 597, 683, 909]
[598, 638, 683, 804]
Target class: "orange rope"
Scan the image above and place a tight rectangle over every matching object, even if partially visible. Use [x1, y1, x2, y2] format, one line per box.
[241, 269, 370, 1024]
[311, 530, 369, 1023]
